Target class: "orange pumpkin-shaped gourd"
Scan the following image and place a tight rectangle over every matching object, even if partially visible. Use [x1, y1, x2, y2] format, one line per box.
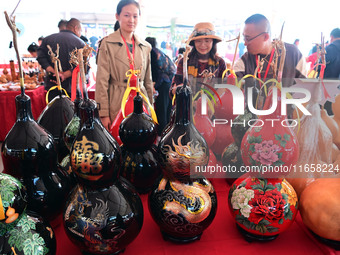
[299, 178, 340, 241]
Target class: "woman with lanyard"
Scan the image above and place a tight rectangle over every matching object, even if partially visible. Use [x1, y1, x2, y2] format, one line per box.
[170, 22, 226, 97]
[95, 0, 154, 130]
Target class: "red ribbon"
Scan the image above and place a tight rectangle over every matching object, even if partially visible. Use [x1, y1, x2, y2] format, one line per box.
[71, 65, 84, 101]
[256, 48, 275, 86]
[121, 33, 135, 70]
[319, 64, 331, 100]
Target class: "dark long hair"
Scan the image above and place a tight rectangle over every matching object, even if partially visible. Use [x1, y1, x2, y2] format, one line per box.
[188, 39, 219, 65]
[116, 0, 141, 15]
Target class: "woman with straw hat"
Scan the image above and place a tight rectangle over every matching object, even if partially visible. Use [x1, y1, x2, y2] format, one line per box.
[171, 22, 226, 96]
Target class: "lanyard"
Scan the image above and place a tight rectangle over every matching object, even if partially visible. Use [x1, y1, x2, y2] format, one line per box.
[121, 33, 135, 70]
[256, 48, 275, 81]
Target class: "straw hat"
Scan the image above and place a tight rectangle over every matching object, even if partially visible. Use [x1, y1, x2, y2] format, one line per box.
[187, 22, 222, 45]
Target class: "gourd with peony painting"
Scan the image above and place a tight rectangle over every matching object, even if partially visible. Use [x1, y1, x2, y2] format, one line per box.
[230, 85, 300, 241]
[228, 176, 298, 241]
[240, 86, 299, 176]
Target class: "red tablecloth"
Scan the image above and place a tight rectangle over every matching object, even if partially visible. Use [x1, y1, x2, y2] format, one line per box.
[52, 179, 340, 255]
[0, 86, 46, 141]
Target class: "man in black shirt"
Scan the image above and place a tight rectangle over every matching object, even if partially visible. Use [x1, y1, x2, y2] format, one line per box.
[37, 18, 85, 100]
[234, 14, 307, 87]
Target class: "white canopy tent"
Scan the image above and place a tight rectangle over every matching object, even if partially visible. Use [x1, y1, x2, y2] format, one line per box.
[0, 0, 337, 62]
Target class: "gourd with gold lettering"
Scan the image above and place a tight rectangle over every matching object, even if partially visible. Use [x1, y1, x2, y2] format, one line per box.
[0, 173, 56, 255]
[63, 98, 143, 254]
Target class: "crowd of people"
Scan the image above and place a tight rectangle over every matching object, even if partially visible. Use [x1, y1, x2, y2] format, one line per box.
[26, 0, 340, 137]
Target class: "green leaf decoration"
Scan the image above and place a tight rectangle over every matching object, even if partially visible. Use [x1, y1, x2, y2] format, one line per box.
[236, 214, 257, 231]
[43, 246, 50, 255]
[240, 181, 247, 188]
[23, 239, 33, 255]
[68, 116, 81, 136]
[281, 193, 289, 204]
[278, 218, 284, 224]
[275, 134, 282, 141]
[0, 226, 7, 236]
[256, 224, 267, 234]
[264, 184, 276, 192]
[285, 208, 294, 221]
[254, 127, 262, 133]
[283, 134, 291, 141]
[273, 160, 284, 166]
[17, 216, 36, 233]
[248, 136, 256, 144]
[249, 157, 257, 165]
[242, 219, 252, 229]
[251, 184, 264, 191]
[277, 152, 283, 159]
[259, 219, 271, 226]
[254, 136, 262, 143]
[275, 183, 282, 191]
[8, 228, 31, 252]
[280, 140, 287, 148]
[266, 225, 279, 233]
[249, 144, 255, 152]
[259, 178, 266, 188]
[23, 233, 46, 255]
[0, 179, 17, 205]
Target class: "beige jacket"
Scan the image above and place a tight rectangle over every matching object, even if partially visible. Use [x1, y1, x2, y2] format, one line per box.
[95, 29, 153, 122]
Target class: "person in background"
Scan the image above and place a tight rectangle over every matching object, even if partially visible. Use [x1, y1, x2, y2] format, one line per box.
[171, 22, 226, 96]
[37, 36, 44, 46]
[95, 0, 154, 130]
[306, 45, 318, 75]
[324, 28, 340, 79]
[174, 47, 185, 66]
[37, 18, 85, 100]
[27, 42, 38, 58]
[234, 14, 307, 88]
[145, 36, 176, 136]
[294, 38, 300, 47]
[89, 35, 99, 55]
[322, 28, 340, 115]
[58, 19, 67, 31]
